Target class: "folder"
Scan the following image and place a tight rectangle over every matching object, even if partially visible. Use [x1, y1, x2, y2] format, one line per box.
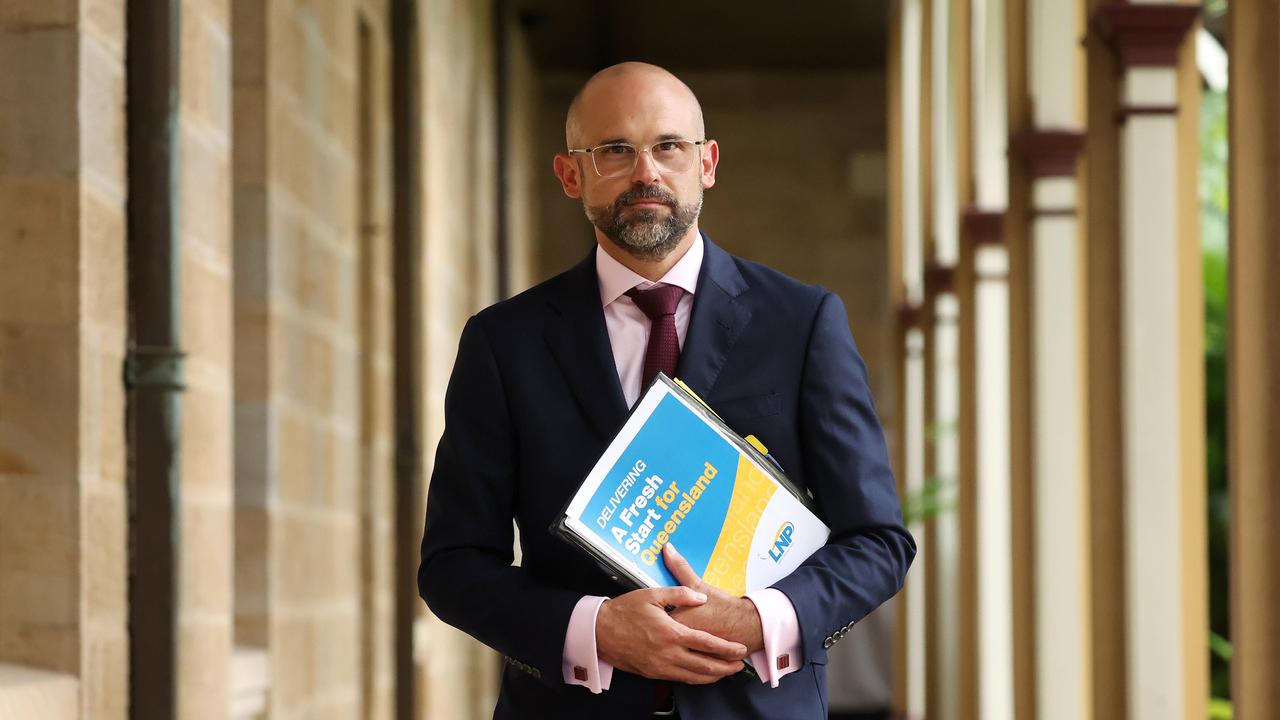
[551, 373, 830, 595]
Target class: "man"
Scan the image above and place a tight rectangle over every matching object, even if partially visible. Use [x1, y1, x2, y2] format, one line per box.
[419, 62, 914, 719]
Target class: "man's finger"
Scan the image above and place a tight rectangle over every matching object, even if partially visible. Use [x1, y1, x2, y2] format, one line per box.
[661, 664, 728, 686]
[662, 543, 704, 589]
[676, 626, 749, 661]
[669, 648, 745, 679]
[653, 585, 707, 609]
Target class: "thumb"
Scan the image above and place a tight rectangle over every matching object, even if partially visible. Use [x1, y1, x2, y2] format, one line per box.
[662, 543, 704, 590]
[655, 584, 708, 608]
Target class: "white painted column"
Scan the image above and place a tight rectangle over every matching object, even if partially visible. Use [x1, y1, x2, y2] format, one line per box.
[1097, 4, 1201, 719]
[904, 325, 928, 719]
[903, 0, 925, 299]
[1120, 63, 1186, 720]
[1029, 174, 1090, 720]
[925, 0, 963, 714]
[1021, 0, 1092, 717]
[929, 285, 961, 720]
[969, 0, 1013, 716]
[972, 234, 1013, 720]
[899, 2, 929, 715]
[973, 0, 1009, 209]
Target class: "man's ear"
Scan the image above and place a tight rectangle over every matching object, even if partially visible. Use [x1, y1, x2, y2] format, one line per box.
[700, 139, 719, 190]
[553, 153, 583, 199]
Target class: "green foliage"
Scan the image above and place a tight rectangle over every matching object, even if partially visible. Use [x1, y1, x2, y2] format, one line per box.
[1201, 86, 1232, 707]
[1201, 90, 1230, 257]
[925, 419, 957, 442]
[1210, 631, 1234, 663]
[902, 476, 955, 526]
[905, 420, 958, 525]
[1209, 698, 1234, 720]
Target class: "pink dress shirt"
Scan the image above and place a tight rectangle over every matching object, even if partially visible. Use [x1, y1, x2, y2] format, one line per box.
[562, 235, 805, 693]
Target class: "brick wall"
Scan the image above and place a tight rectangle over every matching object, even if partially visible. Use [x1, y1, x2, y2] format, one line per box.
[1, 1, 542, 717]
[232, 0, 397, 717]
[177, 0, 236, 718]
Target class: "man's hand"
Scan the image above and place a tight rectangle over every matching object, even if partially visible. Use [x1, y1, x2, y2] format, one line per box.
[664, 544, 766, 654]
[595, 585, 748, 684]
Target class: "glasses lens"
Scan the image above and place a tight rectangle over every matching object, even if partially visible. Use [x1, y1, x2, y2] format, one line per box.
[588, 141, 700, 177]
[651, 140, 697, 174]
[591, 144, 636, 177]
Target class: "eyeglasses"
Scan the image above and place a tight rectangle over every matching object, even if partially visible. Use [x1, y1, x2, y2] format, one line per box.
[568, 139, 706, 178]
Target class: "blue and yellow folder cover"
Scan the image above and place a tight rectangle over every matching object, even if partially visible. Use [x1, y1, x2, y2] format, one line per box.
[552, 373, 829, 595]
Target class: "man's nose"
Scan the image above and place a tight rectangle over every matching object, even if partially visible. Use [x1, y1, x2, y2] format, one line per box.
[629, 148, 662, 185]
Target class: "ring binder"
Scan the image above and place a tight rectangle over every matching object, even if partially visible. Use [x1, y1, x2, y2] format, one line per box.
[550, 373, 829, 595]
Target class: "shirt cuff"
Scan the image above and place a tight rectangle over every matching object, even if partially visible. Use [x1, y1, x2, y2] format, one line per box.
[562, 595, 615, 693]
[744, 588, 804, 688]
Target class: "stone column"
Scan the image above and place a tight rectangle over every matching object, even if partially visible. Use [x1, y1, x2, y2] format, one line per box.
[1095, 4, 1207, 718]
[173, 0, 236, 717]
[1227, 0, 1280, 714]
[0, 5, 129, 718]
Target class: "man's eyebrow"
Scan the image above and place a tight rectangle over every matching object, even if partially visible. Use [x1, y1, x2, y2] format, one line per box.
[587, 133, 689, 147]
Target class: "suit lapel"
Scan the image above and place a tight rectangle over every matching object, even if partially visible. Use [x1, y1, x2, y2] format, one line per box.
[676, 236, 752, 398]
[544, 251, 629, 440]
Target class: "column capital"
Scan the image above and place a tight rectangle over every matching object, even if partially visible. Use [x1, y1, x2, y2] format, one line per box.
[962, 207, 1006, 246]
[1010, 129, 1086, 179]
[1092, 3, 1201, 68]
[898, 302, 924, 331]
[924, 261, 957, 298]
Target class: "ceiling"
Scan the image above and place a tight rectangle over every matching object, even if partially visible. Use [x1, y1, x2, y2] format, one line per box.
[511, 0, 888, 72]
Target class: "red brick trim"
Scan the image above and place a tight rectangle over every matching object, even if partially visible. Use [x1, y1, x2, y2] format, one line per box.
[924, 261, 957, 297]
[1093, 3, 1200, 68]
[898, 302, 923, 330]
[1116, 104, 1181, 124]
[1033, 207, 1078, 218]
[1010, 129, 1086, 179]
[962, 207, 1006, 245]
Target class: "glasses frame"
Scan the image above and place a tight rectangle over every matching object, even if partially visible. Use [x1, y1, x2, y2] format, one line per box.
[567, 139, 707, 178]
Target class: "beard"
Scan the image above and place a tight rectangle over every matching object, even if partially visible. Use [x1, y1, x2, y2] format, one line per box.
[584, 185, 702, 262]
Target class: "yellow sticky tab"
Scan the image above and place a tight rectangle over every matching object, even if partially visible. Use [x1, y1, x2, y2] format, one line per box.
[744, 434, 769, 456]
[672, 377, 724, 421]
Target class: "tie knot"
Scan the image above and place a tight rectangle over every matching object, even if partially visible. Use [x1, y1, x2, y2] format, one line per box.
[626, 284, 684, 320]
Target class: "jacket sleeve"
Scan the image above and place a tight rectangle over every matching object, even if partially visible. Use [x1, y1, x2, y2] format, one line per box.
[770, 292, 917, 666]
[418, 315, 581, 687]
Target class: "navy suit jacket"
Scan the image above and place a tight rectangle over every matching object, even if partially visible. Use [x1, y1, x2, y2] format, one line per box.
[419, 236, 915, 719]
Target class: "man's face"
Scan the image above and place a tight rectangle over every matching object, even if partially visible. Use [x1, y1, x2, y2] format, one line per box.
[554, 73, 719, 261]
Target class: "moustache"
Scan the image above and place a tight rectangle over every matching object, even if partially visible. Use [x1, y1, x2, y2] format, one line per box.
[613, 187, 677, 210]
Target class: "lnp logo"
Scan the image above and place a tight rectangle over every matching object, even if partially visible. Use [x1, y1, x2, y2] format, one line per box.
[767, 521, 795, 562]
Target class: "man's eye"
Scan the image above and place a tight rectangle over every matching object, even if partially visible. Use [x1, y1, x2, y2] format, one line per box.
[601, 145, 634, 155]
[654, 141, 682, 153]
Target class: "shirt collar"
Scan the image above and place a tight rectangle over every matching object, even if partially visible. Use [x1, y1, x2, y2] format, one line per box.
[596, 233, 704, 307]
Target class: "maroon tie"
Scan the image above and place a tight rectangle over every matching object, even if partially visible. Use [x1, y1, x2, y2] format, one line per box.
[626, 284, 684, 388]
[626, 283, 684, 713]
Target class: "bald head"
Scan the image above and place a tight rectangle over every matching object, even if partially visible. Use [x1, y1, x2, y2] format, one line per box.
[565, 62, 705, 149]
